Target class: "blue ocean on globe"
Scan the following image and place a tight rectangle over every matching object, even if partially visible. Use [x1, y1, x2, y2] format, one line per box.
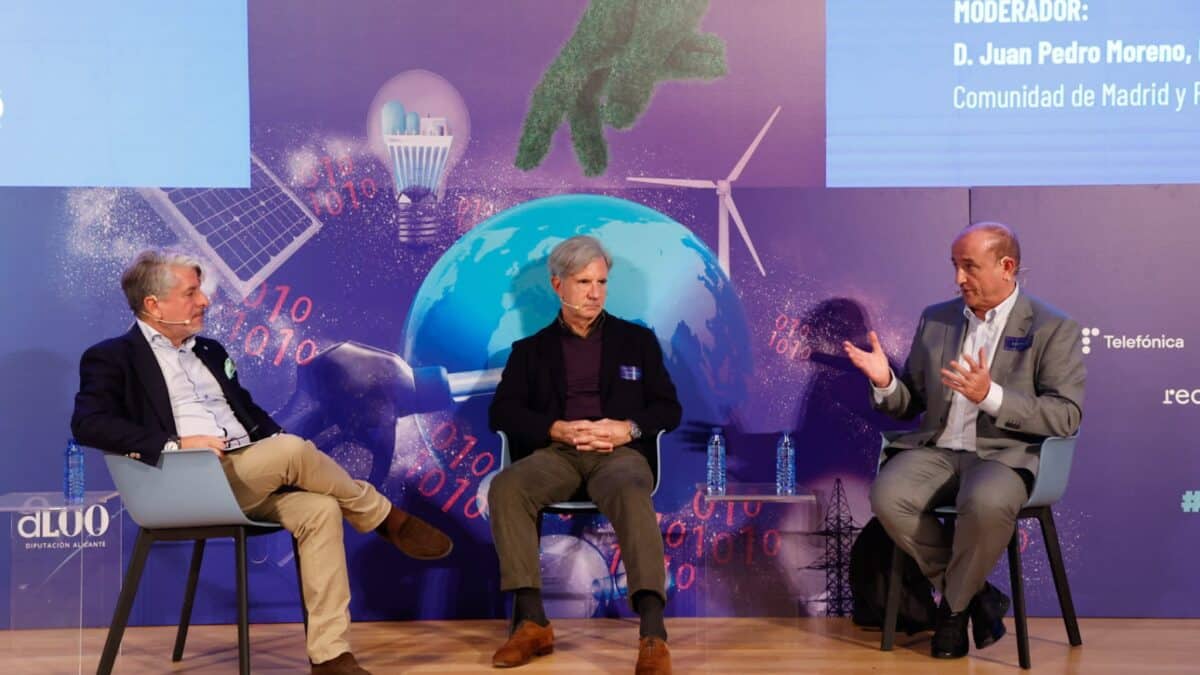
[403, 193, 751, 432]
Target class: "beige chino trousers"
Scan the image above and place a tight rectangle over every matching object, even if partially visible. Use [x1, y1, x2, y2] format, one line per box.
[220, 433, 391, 664]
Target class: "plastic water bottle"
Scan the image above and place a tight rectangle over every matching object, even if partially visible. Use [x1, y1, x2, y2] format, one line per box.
[775, 431, 795, 495]
[706, 427, 726, 495]
[64, 438, 85, 505]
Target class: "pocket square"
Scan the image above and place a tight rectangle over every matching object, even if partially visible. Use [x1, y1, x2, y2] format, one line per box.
[1003, 336, 1033, 352]
[619, 365, 642, 381]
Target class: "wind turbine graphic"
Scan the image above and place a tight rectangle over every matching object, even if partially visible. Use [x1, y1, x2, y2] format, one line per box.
[627, 106, 781, 277]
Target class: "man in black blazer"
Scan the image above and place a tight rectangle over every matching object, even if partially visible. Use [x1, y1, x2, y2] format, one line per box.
[71, 250, 452, 675]
[487, 236, 680, 674]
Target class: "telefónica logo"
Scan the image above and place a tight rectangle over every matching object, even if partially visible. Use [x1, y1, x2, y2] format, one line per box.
[1081, 326, 1185, 355]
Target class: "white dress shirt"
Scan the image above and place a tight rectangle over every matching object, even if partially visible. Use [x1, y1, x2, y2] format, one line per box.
[137, 320, 250, 449]
[874, 286, 1019, 452]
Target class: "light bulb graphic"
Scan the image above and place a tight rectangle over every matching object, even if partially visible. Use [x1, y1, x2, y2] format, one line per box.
[367, 70, 471, 245]
[381, 101, 452, 202]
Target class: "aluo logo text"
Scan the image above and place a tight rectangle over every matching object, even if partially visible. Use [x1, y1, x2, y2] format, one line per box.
[17, 504, 112, 539]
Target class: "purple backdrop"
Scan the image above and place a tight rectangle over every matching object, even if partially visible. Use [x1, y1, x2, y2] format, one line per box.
[0, 0, 1195, 631]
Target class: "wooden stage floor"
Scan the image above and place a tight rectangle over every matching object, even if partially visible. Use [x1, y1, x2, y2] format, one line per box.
[1, 616, 1193, 674]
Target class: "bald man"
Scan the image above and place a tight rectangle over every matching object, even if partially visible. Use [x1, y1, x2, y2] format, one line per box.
[844, 223, 1085, 659]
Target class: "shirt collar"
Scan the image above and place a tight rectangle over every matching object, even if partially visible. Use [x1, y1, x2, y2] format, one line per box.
[962, 284, 1020, 327]
[136, 318, 195, 352]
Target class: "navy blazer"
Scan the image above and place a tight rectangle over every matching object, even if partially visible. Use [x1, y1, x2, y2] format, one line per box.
[488, 314, 681, 469]
[71, 325, 280, 466]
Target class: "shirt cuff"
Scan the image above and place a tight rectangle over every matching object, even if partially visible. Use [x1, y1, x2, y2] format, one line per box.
[978, 382, 1004, 416]
[871, 370, 899, 404]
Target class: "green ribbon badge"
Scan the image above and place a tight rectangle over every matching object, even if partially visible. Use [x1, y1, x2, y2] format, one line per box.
[224, 357, 237, 380]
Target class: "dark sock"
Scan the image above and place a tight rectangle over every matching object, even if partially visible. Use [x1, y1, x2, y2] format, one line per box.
[634, 591, 668, 641]
[512, 587, 548, 631]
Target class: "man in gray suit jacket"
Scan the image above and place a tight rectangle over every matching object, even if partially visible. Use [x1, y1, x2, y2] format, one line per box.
[843, 223, 1085, 659]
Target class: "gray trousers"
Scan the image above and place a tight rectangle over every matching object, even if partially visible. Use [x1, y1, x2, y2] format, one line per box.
[488, 443, 666, 605]
[869, 447, 1028, 613]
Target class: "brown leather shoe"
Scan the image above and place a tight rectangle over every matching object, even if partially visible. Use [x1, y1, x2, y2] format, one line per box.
[377, 506, 453, 560]
[636, 636, 672, 675]
[312, 651, 370, 674]
[492, 620, 554, 668]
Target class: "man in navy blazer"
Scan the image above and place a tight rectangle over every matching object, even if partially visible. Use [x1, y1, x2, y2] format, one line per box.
[487, 236, 680, 674]
[72, 250, 452, 675]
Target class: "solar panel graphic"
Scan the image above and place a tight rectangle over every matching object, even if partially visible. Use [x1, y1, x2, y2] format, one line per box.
[139, 153, 323, 299]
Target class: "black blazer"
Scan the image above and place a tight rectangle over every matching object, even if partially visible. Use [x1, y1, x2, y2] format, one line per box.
[71, 325, 280, 466]
[488, 314, 681, 468]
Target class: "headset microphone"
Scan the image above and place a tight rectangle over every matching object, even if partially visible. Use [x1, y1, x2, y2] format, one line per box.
[141, 312, 192, 326]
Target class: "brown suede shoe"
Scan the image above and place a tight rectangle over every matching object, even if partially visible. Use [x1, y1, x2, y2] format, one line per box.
[312, 651, 370, 674]
[635, 636, 672, 675]
[492, 620, 554, 668]
[377, 506, 453, 560]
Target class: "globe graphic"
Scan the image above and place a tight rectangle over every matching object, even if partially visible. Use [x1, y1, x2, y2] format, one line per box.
[538, 534, 616, 618]
[402, 194, 752, 450]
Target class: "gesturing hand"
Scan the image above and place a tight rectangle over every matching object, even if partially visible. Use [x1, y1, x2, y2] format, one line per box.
[940, 348, 992, 404]
[842, 331, 892, 389]
[514, 0, 728, 176]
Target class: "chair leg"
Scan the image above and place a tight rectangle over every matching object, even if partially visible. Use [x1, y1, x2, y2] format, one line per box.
[172, 539, 206, 661]
[1007, 530, 1031, 669]
[97, 528, 154, 675]
[291, 535, 309, 636]
[235, 528, 251, 675]
[880, 546, 904, 651]
[1038, 508, 1082, 646]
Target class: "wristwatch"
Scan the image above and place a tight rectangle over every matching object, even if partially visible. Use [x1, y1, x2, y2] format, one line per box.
[627, 420, 642, 440]
[164, 435, 180, 452]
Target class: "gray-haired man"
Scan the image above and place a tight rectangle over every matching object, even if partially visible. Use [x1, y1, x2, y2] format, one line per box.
[72, 250, 453, 675]
[488, 236, 681, 674]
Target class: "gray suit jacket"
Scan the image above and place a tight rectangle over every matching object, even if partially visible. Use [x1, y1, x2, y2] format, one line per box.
[875, 291, 1085, 474]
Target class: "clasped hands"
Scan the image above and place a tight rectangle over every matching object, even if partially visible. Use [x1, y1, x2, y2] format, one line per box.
[550, 418, 633, 452]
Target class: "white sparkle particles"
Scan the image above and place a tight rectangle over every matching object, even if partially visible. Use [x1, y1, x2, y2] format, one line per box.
[987, 504, 1090, 607]
[59, 188, 168, 303]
